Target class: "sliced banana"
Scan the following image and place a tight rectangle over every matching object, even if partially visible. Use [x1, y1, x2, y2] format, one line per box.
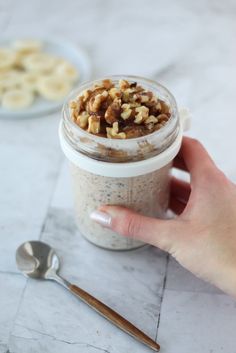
[14, 51, 29, 69]
[18, 72, 39, 92]
[0, 70, 23, 90]
[55, 61, 79, 82]
[37, 75, 72, 101]
[2, 88, 34, 110]
[0, 81, 6, 98]
[22, 53, 57, 73]
[0, 48, 16, 71]
[12, 39, 43, 54]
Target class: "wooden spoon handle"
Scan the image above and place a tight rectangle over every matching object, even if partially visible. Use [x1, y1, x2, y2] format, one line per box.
[69, 284, 160, 351]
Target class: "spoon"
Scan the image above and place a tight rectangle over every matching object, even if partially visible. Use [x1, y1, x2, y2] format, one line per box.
[16, 241, 160, 352]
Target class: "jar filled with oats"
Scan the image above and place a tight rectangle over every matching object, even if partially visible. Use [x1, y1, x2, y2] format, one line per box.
[59, 75, 187, 250]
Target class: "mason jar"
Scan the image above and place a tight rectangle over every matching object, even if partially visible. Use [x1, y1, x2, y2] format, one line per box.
[59, 75, 186, 250]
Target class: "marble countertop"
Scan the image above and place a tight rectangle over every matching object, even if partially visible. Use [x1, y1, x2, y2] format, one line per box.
[1, 1, 236, 352]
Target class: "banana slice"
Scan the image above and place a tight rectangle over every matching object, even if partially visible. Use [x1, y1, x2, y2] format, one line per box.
[0, 48, 16, 71]
[37, 75, 72, 100]
[55, 61, 79, 82]
[14, 51, 29, 69]
[0, 81, 6, 98]
[18, 72, 39, 92]
[1, 88, 34, 110]
[12, 39, 43, 54]
[22, 53, 57, 73]
[0, 70, 23, 90]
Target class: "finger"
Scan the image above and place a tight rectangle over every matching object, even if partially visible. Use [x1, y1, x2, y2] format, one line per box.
[176, 137, 216, 180]
[173, 156, 188, 172]
[169, 196, 186, 215]
[170, 177, 191, 202]
[90, 205, 184, 252]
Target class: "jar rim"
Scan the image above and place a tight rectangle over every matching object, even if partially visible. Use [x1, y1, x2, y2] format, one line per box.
[62, 74, 179, 144]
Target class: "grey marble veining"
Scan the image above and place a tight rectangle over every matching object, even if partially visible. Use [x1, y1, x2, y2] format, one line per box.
[0, 115, 62, 272]
[1, 0, 236, 352]
[158, 290, 236, 353]
[0, 273, 26, 348]
[9, 208, 167, 352]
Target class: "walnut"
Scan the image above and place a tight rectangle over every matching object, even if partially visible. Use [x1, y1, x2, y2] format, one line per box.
[88, 90, 108, 112]
[69, 97, 84, 121]
[109, 87, 122, 100]
[160, 100, 170, 114]
[104, 99, 121, 124]
[102, 79, 114, 89]
[82, 89, 92, 102]
[70, 78, 171, 139]
[87, 116, 100, 134]
[119, 79, 130, 90]
[123, 125, 145, 138]
[122, 88, 133, 102]
[106, 122, 126, 139]
[134, 106, 149, 124]
[144, 115, 158, 125]
[121, 103, 132, 120]
[69, 100, 78, 109]
[77, 111, 89, 128]
[157, 113, 169, 122]
[154, 123, 164, 131]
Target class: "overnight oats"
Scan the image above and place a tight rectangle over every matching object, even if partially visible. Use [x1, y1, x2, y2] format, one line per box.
[59, 75, 183, 250]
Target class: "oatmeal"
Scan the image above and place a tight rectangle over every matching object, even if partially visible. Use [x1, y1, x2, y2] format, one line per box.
[70, 163, 171, 250]
[69, 79, 171, 139]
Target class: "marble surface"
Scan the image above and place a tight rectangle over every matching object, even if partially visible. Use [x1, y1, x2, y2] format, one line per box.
[1, 0, 236, 352]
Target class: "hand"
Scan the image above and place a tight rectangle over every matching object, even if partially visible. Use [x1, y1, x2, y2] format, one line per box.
[90, 137, 236, 298]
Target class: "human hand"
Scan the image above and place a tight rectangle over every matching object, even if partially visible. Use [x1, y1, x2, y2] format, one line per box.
[90, 137, 236, 297]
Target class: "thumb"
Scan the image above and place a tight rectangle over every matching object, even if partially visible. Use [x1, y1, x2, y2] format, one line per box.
[90, 205, 183, 252]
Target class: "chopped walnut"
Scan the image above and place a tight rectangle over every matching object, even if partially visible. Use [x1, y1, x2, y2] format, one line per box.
[121, 103, 132, 120]
[104, 98, 121, 124]
[134, 106, 149, 124]
[88, 116, 100, 134]
[119, 79, 130, 90]
[145, 115, 158, 125]
[157, 113, 169, 122]
[106, 122, 126, 139]
[102, 79, 114, 90]
[88, 90, 108, 113]
[82, 90, 92, 102]
[70, 79, 171, 138]
[109, 87, 122, 100]
[77, 111, 89, 128]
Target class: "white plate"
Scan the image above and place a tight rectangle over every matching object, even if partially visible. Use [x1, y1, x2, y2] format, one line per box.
[0, 37, 92, 119]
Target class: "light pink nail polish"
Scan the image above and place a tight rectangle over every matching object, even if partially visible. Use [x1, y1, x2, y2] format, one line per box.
[90, 210, 112, 228]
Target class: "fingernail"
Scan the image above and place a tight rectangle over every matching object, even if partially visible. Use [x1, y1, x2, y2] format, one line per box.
[90, 210, 112, 228]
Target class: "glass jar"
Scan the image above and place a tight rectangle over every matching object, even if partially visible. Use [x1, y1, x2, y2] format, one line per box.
[60, 75, 182, 250]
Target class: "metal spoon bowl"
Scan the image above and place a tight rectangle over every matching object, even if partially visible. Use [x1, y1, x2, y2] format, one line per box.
[16, 240, 160, 352]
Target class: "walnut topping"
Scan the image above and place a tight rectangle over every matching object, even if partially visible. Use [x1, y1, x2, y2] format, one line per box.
[104, 98, 121, 124]
[119, 79, 130, 90]
[70, 78, 171, 138]
[106, 122, 126, 139]
[102, 79, 114, 89]
[88, 116, 100, 134]
[121, 103, 132, 120]
[77, 111, 89, 128]
[134, 106, 149, 124]
[88, 90, 108, 113]
[145, 115, 158, 125]
[109, 87, 122, 100]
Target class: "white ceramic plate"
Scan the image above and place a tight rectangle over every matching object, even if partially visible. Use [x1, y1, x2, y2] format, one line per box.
[0, 37, 92, 119]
